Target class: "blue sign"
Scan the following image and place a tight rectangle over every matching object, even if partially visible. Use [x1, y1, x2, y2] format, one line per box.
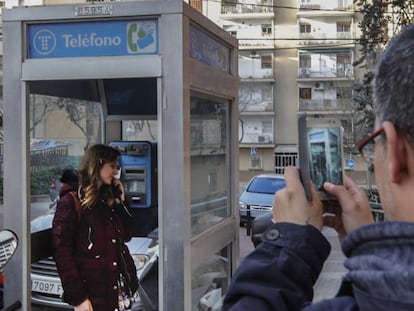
[28, 19, 158, 58]
[348, 159, 355, 170]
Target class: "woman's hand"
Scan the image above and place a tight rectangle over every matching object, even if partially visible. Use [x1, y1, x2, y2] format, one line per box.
[74, 298, 93, 311]
[323, 176, 374, 239]
[112, 178, 126, 202]
[273, 166, 324, 230]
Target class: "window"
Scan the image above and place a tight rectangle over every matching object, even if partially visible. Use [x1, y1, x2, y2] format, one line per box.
[250, 155, 262, 169]
[275, 152, 298, 174]
[190, 95, 230, 236]
[261, 24, 272, 35]
[261, 87, 272, 101]
[337, 53, 351, 65]
[299, 55, 311, 68]
[299, 88, 312, 99]
[337, 22, 351, 33]
[261, 55, 272, 69]
[262, 120, 273, 134]
[189, 0, 202, 13]
[299, 23, 311, 33]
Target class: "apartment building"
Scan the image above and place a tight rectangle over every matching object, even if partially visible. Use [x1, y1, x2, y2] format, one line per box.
[204, 0, 368, 183]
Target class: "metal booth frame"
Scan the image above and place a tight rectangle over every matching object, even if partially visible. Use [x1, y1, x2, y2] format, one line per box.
[2, 1, 239, 310]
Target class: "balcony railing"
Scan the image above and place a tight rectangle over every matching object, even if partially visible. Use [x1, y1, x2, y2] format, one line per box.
[240, 133, 274, 144]
[298, 32, 353, 45]
[298, 99, 351, 111]
[239, 101, 274, 112]
[221, 2, 274, 14]
[298, 1, 354, 11]
[239, 38, 274, 47]
[298, 65, 353, 78]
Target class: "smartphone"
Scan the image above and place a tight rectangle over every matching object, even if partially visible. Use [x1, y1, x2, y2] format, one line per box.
[298, 113, 312, 201]
[298, 114, 344, 200]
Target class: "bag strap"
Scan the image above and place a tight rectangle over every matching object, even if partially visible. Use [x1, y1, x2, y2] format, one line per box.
[68, 191, 81, 222]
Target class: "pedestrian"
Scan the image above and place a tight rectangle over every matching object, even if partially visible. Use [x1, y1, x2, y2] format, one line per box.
[223, 23, 414, 311]
[52, 144, 138, 311]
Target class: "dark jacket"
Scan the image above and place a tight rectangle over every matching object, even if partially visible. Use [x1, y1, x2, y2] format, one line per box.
[52, 175, 138, 311]
[223, 221, 414, 311]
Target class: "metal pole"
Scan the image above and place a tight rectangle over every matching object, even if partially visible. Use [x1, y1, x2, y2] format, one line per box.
[246, 205, 251, 236]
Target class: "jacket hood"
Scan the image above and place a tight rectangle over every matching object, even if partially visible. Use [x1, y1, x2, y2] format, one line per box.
[341, 221, 414, 310]
[59, 169, 79, 197]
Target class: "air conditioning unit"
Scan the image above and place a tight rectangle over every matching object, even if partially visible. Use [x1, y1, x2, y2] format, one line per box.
[313, 82, 324, 90]
[258, 135, 271, 143]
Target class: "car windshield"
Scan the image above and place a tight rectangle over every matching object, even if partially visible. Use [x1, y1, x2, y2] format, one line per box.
[247, 177, 285, 194]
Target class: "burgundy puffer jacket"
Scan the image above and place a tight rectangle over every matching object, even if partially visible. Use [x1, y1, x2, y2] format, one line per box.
[52, 182, 138, 311]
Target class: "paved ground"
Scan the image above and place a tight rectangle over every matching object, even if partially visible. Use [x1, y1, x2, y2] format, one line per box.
[239, 226, 347, 303]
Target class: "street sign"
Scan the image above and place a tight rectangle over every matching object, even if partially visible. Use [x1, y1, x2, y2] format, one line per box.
[348, 159, 355, 170]
[250, 147, 256, 156]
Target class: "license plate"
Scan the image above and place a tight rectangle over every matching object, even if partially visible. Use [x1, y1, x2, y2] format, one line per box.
[31, 275, 63, 296]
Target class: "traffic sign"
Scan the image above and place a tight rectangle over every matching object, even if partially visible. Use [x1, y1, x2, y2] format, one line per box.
[348, 159, 355, 170]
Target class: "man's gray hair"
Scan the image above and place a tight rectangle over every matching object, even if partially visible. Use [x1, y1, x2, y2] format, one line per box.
[374, 23, 414, 142]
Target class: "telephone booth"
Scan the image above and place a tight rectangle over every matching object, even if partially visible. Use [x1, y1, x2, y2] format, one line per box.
[2, 1, 239, 310]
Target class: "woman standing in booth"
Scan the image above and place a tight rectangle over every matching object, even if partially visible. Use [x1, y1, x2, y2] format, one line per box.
[52, 144, 138, 311]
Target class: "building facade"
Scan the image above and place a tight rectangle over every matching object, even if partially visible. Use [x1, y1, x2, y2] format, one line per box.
[204, 0, 368, 183]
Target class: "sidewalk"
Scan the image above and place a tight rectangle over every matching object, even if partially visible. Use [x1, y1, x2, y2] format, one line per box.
[239, 226, 347, 303]
[313, 227, 347, 302]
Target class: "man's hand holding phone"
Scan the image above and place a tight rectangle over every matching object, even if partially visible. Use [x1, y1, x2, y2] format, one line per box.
[273, 167, 324, 231]
[323, 176, 374, 240]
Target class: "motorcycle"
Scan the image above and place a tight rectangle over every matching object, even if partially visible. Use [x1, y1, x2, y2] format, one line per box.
[0, 229, 21, 311]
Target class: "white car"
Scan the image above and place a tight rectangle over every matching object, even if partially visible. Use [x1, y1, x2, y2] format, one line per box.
[239, 174, 286, 224]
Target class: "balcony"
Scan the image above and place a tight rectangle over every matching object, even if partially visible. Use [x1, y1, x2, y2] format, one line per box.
[298, 0, 354, 13]
[298, 65, 353, 79]
[240, 101, 274, 113]
[240, 133, 274, 144]
[221, 1, 274, 15]
[298, 98, 351, 112]
[298, 32, 353, 45]
[239, 37, 274, 48]
[299, 3, 321, 10]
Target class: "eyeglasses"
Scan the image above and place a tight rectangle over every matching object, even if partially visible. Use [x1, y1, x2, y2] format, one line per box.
[357, 127, 384, 162]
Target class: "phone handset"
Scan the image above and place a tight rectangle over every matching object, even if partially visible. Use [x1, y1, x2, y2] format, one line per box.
[111, 182, 132, 217]
[111, 182, 123, 200]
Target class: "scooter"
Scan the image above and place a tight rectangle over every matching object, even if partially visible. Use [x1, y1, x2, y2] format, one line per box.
[0, 229, 21, 311]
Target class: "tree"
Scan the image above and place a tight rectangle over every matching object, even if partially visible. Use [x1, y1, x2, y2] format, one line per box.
[238, 81, 272, 143]
[353, 0, 414, 141]
[30, 94, 102, 150]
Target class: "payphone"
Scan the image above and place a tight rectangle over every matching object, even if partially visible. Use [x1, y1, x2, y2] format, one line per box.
[110, 141, 157, 236]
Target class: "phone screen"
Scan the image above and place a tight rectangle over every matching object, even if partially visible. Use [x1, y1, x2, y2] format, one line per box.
[298, 114, 344, 201]
[307, 125, 343, 191]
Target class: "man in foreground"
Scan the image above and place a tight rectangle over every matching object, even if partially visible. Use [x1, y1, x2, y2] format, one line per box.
[223, 24, 414, 311]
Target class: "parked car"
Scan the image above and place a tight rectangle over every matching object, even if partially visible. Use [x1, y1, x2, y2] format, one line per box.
[30, 213, 152, 310]
[239, 174, 286, 224]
